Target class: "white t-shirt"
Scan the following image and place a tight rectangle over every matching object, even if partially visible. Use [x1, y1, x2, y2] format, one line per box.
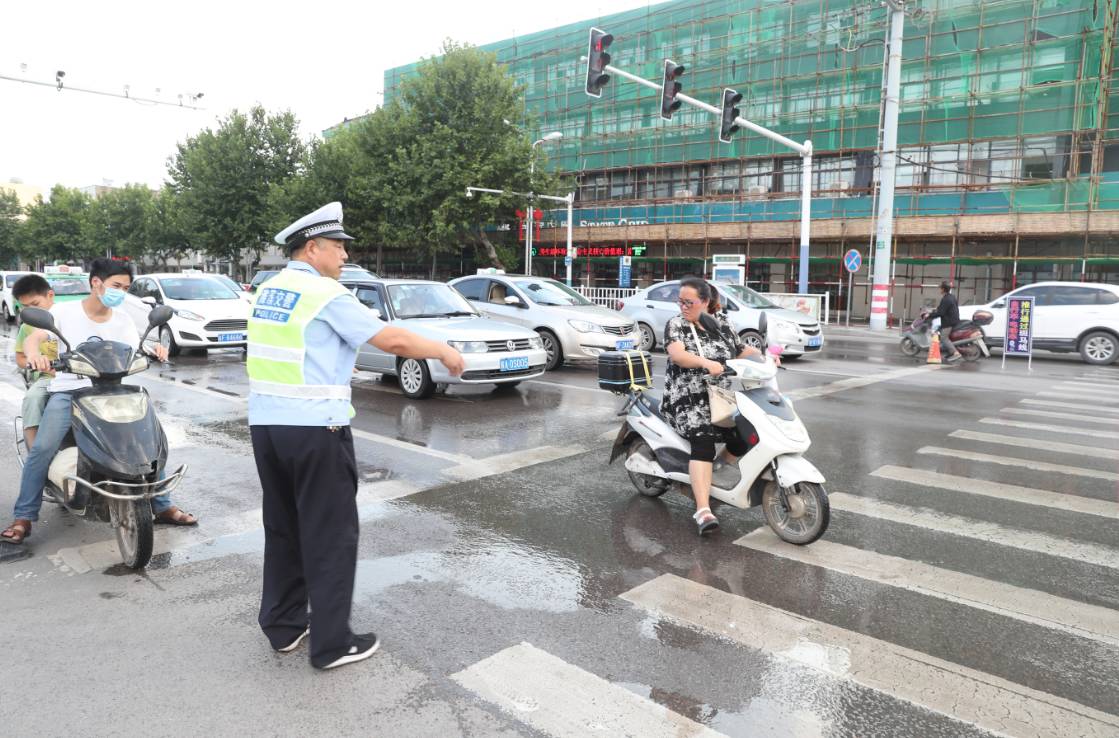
[47, 301, 142, 393]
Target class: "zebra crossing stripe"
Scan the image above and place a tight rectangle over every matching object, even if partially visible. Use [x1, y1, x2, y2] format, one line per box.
[734, 528, 1119, 647]
[1037, 391, 1119, 405]
[908, 447, 1119, 487]
[1020, 399, 1119, 415]
[621, 574, 1119, 738]
[451, 642, 726, 738]
[1002, 407, 1119, 426]
[978, 418, 1119, 441]
[828, 493, 1119, 569]
[1055, 381, 1119, 392]
[948, 430, 1119, 460]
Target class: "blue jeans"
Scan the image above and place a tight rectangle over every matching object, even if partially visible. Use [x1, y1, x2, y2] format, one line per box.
[14, 392, 172, 521]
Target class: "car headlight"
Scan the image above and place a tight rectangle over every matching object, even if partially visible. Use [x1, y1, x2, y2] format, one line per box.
[68, 357, 100, 378]
[568, 320, 605, 333]
[447, 340, 489, 353]
[527, 335, 544, 349]
[126, 354, 149, 376]
[78, 393, 149, 423]
[176, 309, 205, 322]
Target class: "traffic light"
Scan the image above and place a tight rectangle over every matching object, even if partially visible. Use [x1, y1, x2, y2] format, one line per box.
[660, 60, 685, 120]
[585, 27, 613, 98]
[719, 88, 743, 143]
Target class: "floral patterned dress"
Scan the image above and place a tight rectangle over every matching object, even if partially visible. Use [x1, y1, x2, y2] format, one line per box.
[661, 311, 745, 442]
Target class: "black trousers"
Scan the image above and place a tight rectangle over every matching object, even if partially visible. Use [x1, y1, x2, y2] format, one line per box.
[251, 425, 359, 665]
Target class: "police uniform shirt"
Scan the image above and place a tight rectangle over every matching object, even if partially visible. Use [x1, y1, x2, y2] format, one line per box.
[248, 261, 385, 427]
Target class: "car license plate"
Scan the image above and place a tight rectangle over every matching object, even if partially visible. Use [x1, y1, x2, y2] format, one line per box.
[500, 357, 530, 372]
[218, 332, 246, 342]
[615, 339, 635, 351]
[807, 336, 822, 348]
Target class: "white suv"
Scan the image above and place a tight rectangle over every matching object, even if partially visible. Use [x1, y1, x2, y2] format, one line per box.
[959, 281, 1119, 365]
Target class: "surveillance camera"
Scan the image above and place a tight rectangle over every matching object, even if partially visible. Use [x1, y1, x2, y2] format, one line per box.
[465, 189, 473, 198]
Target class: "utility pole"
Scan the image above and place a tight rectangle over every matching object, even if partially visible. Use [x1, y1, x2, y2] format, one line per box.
[466, 187, 575, 283]
[870, 1, 906, 330]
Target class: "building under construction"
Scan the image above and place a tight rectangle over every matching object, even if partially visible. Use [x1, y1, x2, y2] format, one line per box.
[385, 0, 1119, 319]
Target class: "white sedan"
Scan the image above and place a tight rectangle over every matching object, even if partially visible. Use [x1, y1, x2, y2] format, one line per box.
[122, 273, 250, 356]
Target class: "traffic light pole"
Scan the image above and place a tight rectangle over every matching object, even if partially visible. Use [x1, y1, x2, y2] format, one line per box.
[603, 63, 814, 294]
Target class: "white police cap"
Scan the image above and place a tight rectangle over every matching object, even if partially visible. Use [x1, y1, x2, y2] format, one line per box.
[274, 201, 354, 248]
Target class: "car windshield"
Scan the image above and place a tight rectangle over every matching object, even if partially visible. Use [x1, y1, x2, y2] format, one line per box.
[387, 283, 477, 318]
[719, 284, 779, 309]
[212, 275, 243, 291]
[46, 277, 90, 296]
[159, 277, 240, 301]
[513, 278, 593, 306]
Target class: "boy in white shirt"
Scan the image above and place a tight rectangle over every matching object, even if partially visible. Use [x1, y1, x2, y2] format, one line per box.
[2, 259, 197, 545]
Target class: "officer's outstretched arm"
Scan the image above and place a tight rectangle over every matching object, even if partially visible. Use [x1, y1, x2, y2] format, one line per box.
[370, 326, 465, 376]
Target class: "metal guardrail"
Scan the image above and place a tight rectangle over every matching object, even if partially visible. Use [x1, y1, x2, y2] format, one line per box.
[576, 287, 639, 307]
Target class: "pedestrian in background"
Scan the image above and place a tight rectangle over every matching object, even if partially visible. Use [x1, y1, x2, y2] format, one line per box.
[248, 202, 464, 670]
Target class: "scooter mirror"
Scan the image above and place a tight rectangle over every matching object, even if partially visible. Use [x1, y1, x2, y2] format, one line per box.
[147, 305, 175, 328]
[757, 312, 768, 337]
[17, 306, 56, 332]
[698, 312, 721, 334]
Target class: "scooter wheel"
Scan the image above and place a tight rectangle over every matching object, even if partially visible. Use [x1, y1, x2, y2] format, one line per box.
[899, 337, 920, 357]
[626, 440, 669, 498]
[763, 481, 830, 545]
[113, 498, 154, 569]
[959, 343, 983, 362]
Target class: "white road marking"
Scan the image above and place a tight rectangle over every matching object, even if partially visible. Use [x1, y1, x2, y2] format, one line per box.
[735, 528, 1119, 648]
[621, 574, 1119, 738]
[451, 642, 726, 738]
[442, 445, 587, 481]
[785, 364, 943, 401]
[1002, 407, 1119, 426]
[917, 446, 1119, 482]
[978, 417, 1119, 441]
[829, 493, 1119, 569]
[1036, 391, 1119, 405]
[873, 464, 1119, 518]
[1020, 399, 1119, 415]
[948, 430, 1119, 461]
[1055, 381, 1119, 393]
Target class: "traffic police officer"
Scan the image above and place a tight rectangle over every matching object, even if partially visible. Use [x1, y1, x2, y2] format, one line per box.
[248, 202, 464, 670]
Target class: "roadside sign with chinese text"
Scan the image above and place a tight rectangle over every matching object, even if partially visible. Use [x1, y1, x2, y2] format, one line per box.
[1004, 296, 1034, 356]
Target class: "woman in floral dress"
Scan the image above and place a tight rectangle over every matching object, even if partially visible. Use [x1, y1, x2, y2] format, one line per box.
[662, 278, 765, 534]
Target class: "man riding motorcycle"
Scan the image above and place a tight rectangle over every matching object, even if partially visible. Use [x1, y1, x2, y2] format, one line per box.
[928, 280, 963, 364]
[1, 259, 195, 545]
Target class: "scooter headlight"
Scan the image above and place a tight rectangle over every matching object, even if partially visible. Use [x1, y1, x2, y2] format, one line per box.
[126, 354, 149, 376]
[68, 357, 101, 378]
[77, 394, 149, 423]
[768, 414, 808, 443]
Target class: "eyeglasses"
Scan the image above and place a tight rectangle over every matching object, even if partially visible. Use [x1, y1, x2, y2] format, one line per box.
[677, 298, 699, 308]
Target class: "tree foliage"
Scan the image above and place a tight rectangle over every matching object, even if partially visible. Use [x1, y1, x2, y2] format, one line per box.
[22, 186, 94, 264]
[82, 184, 155, 260]
[0, 188, 23, 269]
[168, 105, 306, 265]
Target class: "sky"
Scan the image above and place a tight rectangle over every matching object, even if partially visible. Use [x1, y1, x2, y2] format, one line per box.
[1, 0, 647, 194]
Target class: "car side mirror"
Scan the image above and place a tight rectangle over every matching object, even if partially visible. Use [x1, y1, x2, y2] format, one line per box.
[504, 295, 525, 308]
[992, 301, 1005, 309]
[141, 295, 157, 306]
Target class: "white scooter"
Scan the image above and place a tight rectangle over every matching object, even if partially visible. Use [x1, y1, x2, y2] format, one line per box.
[608, 313, 830, 544]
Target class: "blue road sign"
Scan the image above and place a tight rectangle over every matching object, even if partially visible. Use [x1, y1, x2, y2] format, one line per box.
[844, 249, 862, 273]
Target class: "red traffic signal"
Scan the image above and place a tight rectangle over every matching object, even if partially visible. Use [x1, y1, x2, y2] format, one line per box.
[585, 28, 614, 98]
[660, 59, 685, 120]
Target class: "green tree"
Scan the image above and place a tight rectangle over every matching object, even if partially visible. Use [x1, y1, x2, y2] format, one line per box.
[82, 184, 155, 261]
[21, 186, 94, 265]
[168, 105, 306, 274]
[0, 188, 23, 269]
[147, 187, 193, 269]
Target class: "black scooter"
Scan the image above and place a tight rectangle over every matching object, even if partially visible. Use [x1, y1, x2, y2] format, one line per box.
[15, 306, 187, 569]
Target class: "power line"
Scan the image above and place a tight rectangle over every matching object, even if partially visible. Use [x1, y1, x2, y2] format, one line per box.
[0, 73, 205, 110]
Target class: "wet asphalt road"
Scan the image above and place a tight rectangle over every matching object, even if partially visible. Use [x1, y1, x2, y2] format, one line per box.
[1, 323, 1117, 737]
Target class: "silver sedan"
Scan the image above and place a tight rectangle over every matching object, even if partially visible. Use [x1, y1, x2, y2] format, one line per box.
[342, 278, 548, 398]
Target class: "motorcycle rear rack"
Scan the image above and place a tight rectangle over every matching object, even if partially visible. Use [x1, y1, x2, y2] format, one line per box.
[62, 464, 188, 502]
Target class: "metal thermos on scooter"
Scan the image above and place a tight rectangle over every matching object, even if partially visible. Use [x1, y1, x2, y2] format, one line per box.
[601, 313, 830, 545]
[13, 306, 187, 569]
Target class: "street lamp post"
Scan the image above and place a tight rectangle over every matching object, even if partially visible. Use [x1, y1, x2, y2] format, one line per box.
[467, 185, 574, 284]
[526, 131, 563, 275]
